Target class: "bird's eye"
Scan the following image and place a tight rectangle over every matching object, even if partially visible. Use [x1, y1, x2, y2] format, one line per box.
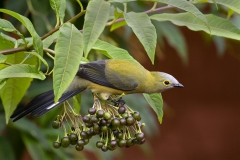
[163, 80, 170, 86]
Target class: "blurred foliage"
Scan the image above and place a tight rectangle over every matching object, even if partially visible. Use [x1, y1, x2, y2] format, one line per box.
[0, 0, 240, 160]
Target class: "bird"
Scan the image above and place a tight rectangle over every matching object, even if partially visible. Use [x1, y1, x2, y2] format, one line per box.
[11, 59, 183, 122]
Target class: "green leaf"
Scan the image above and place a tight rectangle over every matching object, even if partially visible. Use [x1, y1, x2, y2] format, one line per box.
[0, 51, 37, 123]
[21, 134, 47, 160]
[110, 8, 126, 31]
[0, 80, 6, 90]
[212, 36, 226, 56]
[1, 78, 32, 123]
[153, 22, 187, 64]
[0, 137, 16, 160]
[143, 93, 163, 124]
[0, 32, 15, 50]
[0, 64, 45, 80]
[212, 0, 218, 9]
[110, 21, 127, 31]
[0, 9, 43, 56]
[92, 39, 137, 63]
[0, 54, 7, 63]
[53, 22, 83, 102]
[50, 0, 66, 25]
[151, 13, 240, 41]
[227, 9, 234, 19]
[158, 0, 210, 31]
[193, 0, 240, 15]
[0, 18, 26, 45]
[73, 93, 81, 114]
[42, 30, 59, 48]
[83, 0, 110, 58]
[124, 12, 157, 64]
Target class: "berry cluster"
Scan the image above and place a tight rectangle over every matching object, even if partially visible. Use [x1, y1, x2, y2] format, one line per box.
[52, 95, 146, 152]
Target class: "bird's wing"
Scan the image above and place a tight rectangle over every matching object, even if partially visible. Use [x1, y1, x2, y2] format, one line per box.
[77, 60, 138, 91]
[11, 89, 85, 122]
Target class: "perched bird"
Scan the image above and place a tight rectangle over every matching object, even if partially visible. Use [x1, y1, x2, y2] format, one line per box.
[11, 59, 183, 122]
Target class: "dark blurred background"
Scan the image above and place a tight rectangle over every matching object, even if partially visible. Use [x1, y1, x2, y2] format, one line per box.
[0, 0, 239, 160]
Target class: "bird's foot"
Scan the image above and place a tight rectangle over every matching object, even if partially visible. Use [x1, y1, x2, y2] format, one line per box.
[108, 94, 126, 107]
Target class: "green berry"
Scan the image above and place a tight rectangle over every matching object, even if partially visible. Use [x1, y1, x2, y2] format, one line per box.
[93, 124, 100, 134]
[100, 126, 108, 132]
[126, 116, 135, 126]
[118, 139, 126, 147]
[111, 118, 120, 128]
[83, 138, 89, 145]
[103, 112, 111, 120]
[70, 140, 78, 145]
[53, 141, 61, 149]
[61, 137, 70, 148]
[133, 112, 141, 121]
[77, 139, 85, 147]
[96, 141, 104, 148]
[90, 115, 99, 123]
[117, 132, 123, 139]
[126, 138, 134, 147]
[75, 145, 84, 151]
[121, 113, 128, 118]
[96, 110, 104, 118]
[52, 121, 60, 129]
[136, 132, 145, 141]
[69, 133, 78, 141]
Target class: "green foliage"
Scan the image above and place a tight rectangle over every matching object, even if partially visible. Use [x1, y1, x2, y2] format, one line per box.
[0, 64, 45, 80]
[124, 12, 157, 64]
[143, 93, 163, 123]
[53, 22, 83, 102]
[151, 13, 240, 41]
[0, 9, 43, 56]
[194, 0, 240, 14]
[0, 0, 240, 159]
[50, 0, 66, 25]
[0, 18, 26, 44]
[83, 0, 110, 58]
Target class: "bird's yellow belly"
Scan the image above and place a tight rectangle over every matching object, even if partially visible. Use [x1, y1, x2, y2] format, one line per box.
[88, 82, 125, 94]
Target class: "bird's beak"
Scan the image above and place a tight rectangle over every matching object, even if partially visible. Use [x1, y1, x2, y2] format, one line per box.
[174, 83, 184, 88]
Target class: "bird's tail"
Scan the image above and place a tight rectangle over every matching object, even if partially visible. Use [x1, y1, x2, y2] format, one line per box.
[11, 88, 85, 122]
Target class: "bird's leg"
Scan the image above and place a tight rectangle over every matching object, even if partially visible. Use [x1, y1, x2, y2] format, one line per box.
[108, 93, 126, 107]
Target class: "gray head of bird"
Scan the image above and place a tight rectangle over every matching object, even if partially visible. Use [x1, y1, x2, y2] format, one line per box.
[156, 72, 184, 92]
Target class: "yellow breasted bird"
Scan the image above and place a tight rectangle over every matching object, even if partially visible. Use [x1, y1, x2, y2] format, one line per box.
[11, 59, 183, 122]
